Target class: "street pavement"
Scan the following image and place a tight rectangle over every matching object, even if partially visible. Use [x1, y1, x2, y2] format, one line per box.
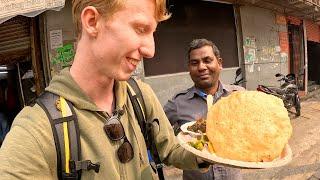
[163, 95, 320, 180]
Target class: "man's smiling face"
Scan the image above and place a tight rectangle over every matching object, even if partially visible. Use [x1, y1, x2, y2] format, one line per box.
[188, 45, 222, 90]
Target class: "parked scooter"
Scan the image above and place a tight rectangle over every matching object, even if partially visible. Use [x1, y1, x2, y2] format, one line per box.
[232, 68, 246, 86]
[257, 73, 301, 117]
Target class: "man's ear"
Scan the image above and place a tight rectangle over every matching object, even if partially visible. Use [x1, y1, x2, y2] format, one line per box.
[80, 6, 100, 38]
[218, 58, 223, 69]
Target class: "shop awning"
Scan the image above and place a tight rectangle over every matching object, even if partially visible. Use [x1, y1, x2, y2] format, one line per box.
[238, 0, 320, 23]
[0, 0, 65, 24]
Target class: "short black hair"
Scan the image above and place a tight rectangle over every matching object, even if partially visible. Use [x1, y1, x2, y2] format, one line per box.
[187, 38, 221, 60]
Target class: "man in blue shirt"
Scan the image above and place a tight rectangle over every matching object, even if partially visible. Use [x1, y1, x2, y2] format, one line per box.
[164, 38, 244, 180]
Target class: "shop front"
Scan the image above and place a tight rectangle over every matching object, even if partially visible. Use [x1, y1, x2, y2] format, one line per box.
[0, 0, 65, 145]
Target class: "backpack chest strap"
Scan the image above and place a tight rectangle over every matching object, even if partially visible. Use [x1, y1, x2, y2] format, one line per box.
[36, 92, 100, 180]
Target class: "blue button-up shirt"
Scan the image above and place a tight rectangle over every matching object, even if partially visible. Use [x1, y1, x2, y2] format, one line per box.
[164, 82, 244, 180]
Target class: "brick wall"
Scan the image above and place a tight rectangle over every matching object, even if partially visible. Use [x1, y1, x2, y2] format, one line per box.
[287, 16, 302, 26]
[306, 20, 320, 43]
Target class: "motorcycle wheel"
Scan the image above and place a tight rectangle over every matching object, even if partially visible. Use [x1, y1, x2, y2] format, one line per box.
[295, 94, 301, 117]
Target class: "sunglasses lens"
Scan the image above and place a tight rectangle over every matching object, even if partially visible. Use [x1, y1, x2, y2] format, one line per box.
[104, 114, 134, 163]
[104, 116, 125, 141]
[117, 140, 134, 163]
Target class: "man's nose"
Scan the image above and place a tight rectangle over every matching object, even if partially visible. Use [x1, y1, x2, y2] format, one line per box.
[139, 35, 155, 59]
[198, 61, 207, 71]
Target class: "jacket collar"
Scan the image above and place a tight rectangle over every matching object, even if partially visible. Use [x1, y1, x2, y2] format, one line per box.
[46, 68, 127, 112]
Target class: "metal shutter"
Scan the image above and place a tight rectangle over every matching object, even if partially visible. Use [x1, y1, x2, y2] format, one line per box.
[0, 16, 31, 65]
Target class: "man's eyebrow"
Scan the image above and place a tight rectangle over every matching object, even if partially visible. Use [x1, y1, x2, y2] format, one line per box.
[132, 18, 157, 32]
[201, 56, 212, 60]
[189, 58, 199, 62]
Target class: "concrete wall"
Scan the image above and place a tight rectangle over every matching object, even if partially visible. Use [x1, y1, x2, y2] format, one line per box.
[147, 5, 295, 106]
[44, 0, 75, 76]
[145, 67, 240, 106]
[239, 6, 289, 90]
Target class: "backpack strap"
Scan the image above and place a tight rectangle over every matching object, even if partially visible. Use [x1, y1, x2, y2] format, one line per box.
[36, 92, 100, 180]
[127, 78, 147, 139]
[126, 78, 165, 180]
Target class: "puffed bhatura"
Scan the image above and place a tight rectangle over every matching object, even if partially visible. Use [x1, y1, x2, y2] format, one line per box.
[206, 91, 292, 162]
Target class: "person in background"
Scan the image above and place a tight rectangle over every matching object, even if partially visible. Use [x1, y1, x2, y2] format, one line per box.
[0, 80, 9, 146]
[0, 1, 210, 179]
[164, 38, 244, 180]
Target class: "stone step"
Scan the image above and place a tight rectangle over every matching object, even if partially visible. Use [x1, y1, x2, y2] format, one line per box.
[308, 80, 317, 87]
[301, 88, 320, 101]
[308, 84, 320, 93]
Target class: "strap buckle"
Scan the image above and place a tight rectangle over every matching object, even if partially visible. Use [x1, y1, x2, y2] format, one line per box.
[70, 160, 100, 173]
[156, 163, 164, 169]
[150, 161, 164, 173]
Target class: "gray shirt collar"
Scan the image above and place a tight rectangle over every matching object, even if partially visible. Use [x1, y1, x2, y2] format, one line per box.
[187, 81, 228, 100]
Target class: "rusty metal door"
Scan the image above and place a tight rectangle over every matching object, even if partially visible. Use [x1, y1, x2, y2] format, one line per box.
[288, 23, 305, 92]
[144, 0, 238, 76]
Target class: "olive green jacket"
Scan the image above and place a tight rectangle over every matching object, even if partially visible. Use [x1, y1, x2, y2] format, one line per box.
[0, 68, 199, 179]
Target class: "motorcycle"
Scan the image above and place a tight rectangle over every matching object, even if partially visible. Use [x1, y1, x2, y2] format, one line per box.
[232, 68, 246, 86]
[257, 73, 301, 117]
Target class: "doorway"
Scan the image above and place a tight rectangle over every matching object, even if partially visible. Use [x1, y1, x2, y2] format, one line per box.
[0, 65, 22, 145]
[0, 16, 44, 146]
[307, 41, 320, 85]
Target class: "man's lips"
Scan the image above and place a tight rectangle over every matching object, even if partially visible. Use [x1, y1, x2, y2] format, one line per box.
[198, 74, 210, 79]
[126, 57, 141, 72]
[127, 57, 140, 66]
